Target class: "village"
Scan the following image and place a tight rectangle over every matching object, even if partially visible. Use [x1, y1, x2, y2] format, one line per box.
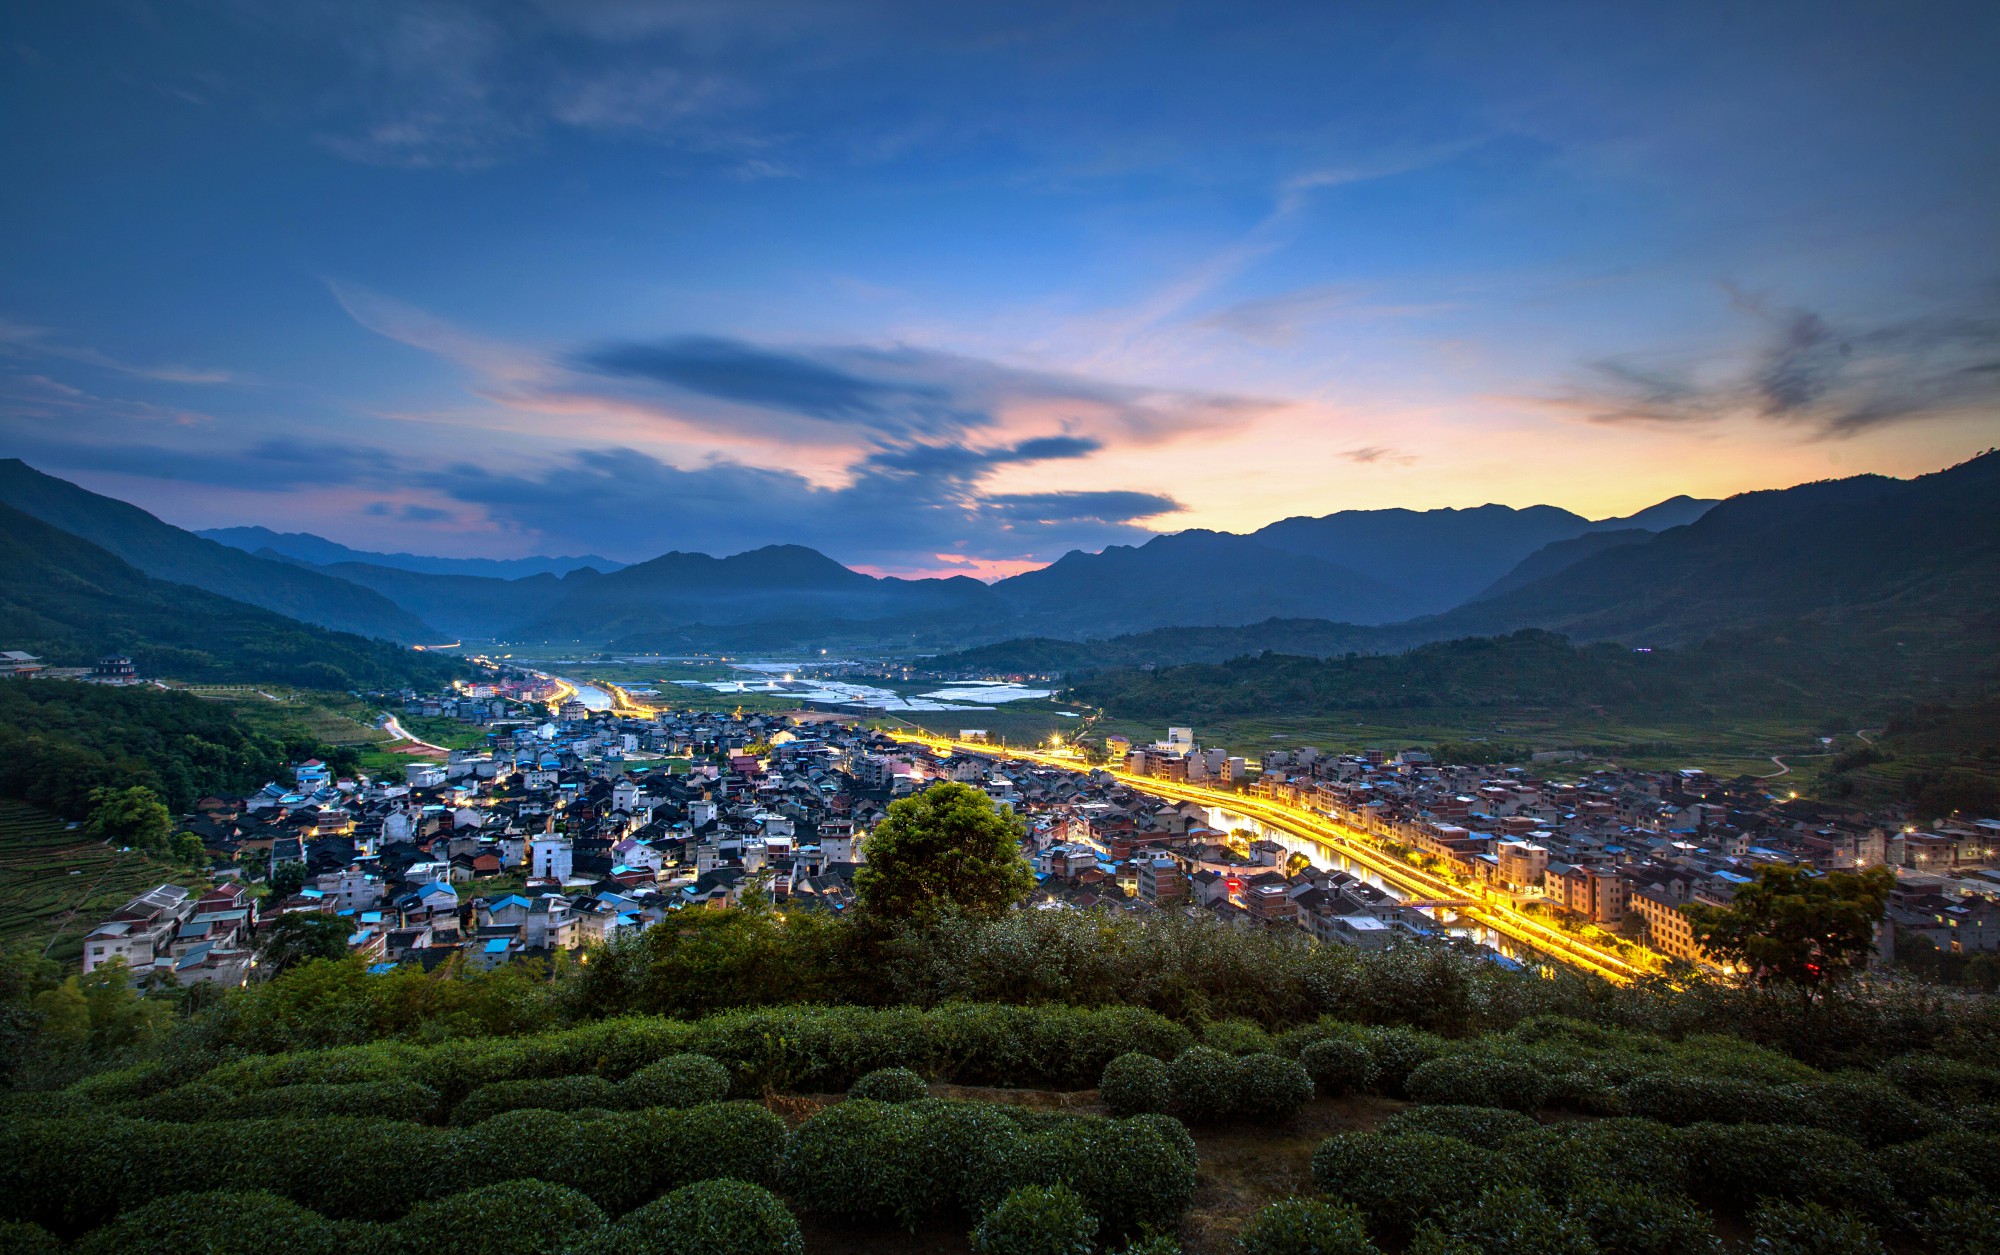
[76, 689, 2000, 989]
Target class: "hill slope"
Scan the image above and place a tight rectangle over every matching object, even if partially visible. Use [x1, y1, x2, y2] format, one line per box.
[0, 461, 438, 643]
[0, 501, 457, 690]
[201, 525, 621, 578]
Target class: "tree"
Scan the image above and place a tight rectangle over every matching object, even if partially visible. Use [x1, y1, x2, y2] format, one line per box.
[171, 832, 206, 867]
[1686, 864, 1893, 998]
[84, 785, 172, 851]
[267, 861, 309, 899]
[258, 913, 351, 974]
[853, 781, 1034, 922]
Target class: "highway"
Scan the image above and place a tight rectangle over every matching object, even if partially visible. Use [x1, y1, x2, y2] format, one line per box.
[885, 730, 1654, 984]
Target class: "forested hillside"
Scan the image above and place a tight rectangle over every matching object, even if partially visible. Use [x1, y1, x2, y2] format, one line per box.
[0, 502, 460, 692]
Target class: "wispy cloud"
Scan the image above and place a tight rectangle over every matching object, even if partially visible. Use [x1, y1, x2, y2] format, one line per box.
[1559, 286, 2000, 438]
[0, 318, 237, 384]
[1338, 445, 1418, 465]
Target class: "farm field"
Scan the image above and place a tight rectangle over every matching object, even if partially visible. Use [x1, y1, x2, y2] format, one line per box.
[0, 800, 197, 966]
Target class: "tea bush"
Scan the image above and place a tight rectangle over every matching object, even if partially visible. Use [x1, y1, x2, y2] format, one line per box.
[1099, 1052, 1170, 1117]
[971, 1184, 1096, 1255]
[1236, 1199, 1379, 1255]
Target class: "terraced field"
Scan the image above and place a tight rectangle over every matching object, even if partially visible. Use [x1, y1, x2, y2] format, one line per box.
[0, 800, 191, 965]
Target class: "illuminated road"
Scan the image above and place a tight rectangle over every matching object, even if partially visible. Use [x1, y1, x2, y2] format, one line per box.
[380, 714, 450, 753]
[885, 730, 1654, 984]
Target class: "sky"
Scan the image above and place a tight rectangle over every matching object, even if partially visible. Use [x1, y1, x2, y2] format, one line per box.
[2, 1, 1997, 578]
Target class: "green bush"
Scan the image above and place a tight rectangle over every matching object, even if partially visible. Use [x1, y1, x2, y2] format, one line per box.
[1379, 1105, 1537, 1149]
[784, 1099, 971, 1230]
[1358, 1026, 1446, 1097]
[122, 1079, 443, 1124]
[478, 1102, 786, 1214]
[1565, 1183, 1720, 1255]
[1682, 1123, 1892, 1216]
[850, 1066, 931, 1103]
[1404, 1056, 1549, 1113]
[452, 1076, 618, 1125]
[1500, 1119, 1688, 1203]
[1125, 1112, 1199, 1172]
[1878, 1054, 2000, 1108]
[1748, 1200, 1886, 1255]
[987, 1114, 1200, 1239]
[1310, 1132, 1513, 1242]
[1878, 1131, 2000, 1209]
[1100, 1052, 1171, 1117]
[1616, 1074, 1805, 1127]
[382, 1181, 604, 1255]
[0, 1221, 60, 1255]
[1406, 1186, 1593, 1255]
[572, 1179, 802, 1255]
[972, 1184, 1097, 1255]
[73, 1190, 340, 1255]
[1169, 1047, 1240, 1123]
[621, 1054, 730, 1109]
[1778, 1075, 1935, 1147]
[1238, 1053, 1314, 1120]
[1299, 1040, 1378, 1096]
[1924, 1197, 2000, 1255]
[1236, 1198, 1379, 1255]
[1204, 1018, 1279, 1056]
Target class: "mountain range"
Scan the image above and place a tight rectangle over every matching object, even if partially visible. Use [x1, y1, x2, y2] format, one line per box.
[0, 459, 1726, 648]
[5, 454, 1991, 682]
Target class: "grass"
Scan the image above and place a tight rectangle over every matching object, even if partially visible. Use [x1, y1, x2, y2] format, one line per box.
[0, 799, 200, 965]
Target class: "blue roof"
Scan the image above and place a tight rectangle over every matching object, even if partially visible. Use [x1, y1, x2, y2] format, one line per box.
[483, 938, 512, 953]
[367, 962, 397, 975]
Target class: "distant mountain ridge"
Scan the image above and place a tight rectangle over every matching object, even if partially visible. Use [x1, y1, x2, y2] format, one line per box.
[0, 461, 440, 643]
[199, 526, 622, 578]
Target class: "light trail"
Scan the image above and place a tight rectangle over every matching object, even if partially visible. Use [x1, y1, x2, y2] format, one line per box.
[885, 730, 1655, 984]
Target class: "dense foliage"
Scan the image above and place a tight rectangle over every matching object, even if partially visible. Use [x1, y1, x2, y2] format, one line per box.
[853, 781, 1036, 921]
[0, 680, 334, 817]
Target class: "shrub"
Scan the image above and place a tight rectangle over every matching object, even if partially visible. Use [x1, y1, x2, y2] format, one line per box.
[972, 1184, 1097, 1255]
[850, 1066, 930, 1103]
[1924, 1198, 2000, 1255]
[1204, 1018, 1279, 1056]
[784, 1099, 970, 1230]
[1299, 1040, 1378, 1096]
[383, 1181, 604, 1255]
[1878, 1054, 2000, 1108]
[1681, 1124, 1892, 1216]
[1778, 1075, 1935, 1147]
[1119, 1239, 1183, 1255]
[988, 1115, 1200, 1239]
[226, 1079, 443, 1123]
[1616, 1074, 1805, 1127]
[1358, 1026, 1446, 1097]
[452, 1076, 617, 1125]
[1748, 1200, 1886, 1255]
[1100, 1052, 1171, 1117]
[573, 1179, 802, 1255]
[1124, 1112, 1199, 1172]
[1565, 1183, 1721, 1255]
[73, 1190, 340, 1255]
[621, 1054, 730, 1109]
[1310, 1132, 1512, 1242]
[0, 1221, 60, 1255]
[1500, 1119, 1688, 1203]
[457, 1102, 786, 1214]
[1169, 1047, 1240, 1123]
[1236, 1198, 1380, 1255]
[1238, 1053, 1314, 1121]
[1379, 1105, 1537, 1149]
[1404, 1056, 1549, 1113]
[1878, 1131, 2000, 1209]
[1407, 1186, 1593, 1255]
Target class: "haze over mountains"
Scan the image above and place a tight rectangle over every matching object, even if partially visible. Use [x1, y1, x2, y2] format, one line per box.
[5, 453, 1993, 681]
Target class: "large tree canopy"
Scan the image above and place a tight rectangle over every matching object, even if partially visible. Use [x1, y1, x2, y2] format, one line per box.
[853, 782, 1034, 922]
[1687, 864, 1893, 997]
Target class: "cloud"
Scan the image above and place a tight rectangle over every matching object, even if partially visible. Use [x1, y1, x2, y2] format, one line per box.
[562, 332, 1276, 449]
[1338, 445, 1418, 465]
[417, 444, 1181, 571]
[1196, 284, 1455, 347]
[0, 318, 236, 384]
[1563, 288, 2000, 438]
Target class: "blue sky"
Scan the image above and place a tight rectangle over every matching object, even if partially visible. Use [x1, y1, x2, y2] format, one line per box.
[2, 0, 1996, 575]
